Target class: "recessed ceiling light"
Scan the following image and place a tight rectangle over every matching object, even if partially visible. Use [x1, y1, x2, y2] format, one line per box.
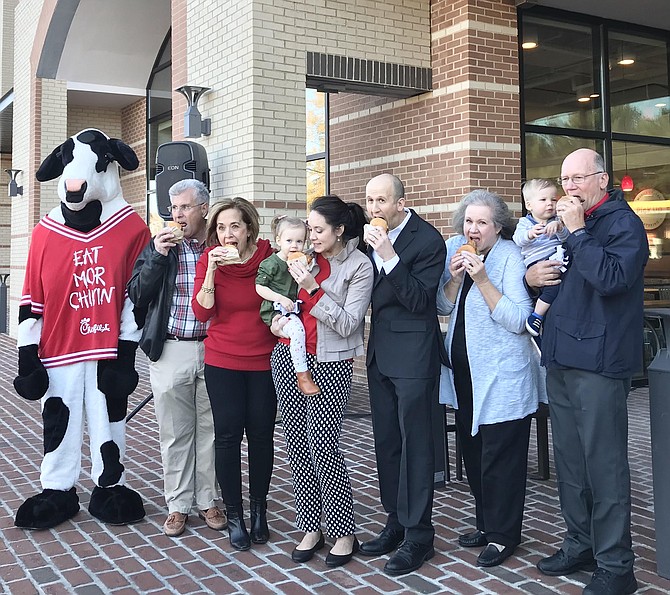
[618, 58, 635, 66]
[578, 96, 591, 103]
[522, 41, 538, 50]
[590, 93, 600, 98]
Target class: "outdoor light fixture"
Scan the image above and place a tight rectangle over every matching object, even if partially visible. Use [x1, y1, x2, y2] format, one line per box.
[175, 85, 211, 138]
[5, 169, 23, 197]
[621, 143, 634, 192]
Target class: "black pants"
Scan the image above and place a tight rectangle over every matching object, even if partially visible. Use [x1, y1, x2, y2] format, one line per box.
[204, 365, 277, 509]
[453, 362, 531, 547]
[367, 356, 435, 545]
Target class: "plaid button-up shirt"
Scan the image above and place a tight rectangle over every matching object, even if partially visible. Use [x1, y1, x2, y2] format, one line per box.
[166, 238, 208, 338]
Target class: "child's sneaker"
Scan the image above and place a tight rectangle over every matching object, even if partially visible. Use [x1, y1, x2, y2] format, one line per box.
[526, 313, 543, 337]
[530, 334, 542, 354]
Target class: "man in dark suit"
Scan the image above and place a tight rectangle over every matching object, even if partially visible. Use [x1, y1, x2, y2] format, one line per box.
[360, 173, 446, 576]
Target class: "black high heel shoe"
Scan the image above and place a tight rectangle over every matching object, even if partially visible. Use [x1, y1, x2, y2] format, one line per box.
[291, 530, 325, 563]
[325, 535, 359, 568]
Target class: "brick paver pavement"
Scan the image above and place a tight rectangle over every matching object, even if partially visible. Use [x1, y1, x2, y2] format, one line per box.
[1, 333, 669, 594]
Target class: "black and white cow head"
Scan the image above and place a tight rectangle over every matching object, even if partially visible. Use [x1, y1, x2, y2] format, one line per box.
[36, 129, 139, 211]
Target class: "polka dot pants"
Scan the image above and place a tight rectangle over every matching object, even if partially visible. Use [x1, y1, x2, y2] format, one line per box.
[271, 342, 356, 538]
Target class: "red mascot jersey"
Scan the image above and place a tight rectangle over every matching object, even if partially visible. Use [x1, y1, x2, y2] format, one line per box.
[20, 205, 150, 368]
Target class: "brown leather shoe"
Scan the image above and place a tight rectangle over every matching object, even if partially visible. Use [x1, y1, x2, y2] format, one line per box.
[198, 506, 228, 531]
[296, 371, 321, 396]
[163, 512, 187, 537]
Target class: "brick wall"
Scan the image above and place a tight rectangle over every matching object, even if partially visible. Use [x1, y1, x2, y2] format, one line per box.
[330, 0, 522, 242]
[0, 0, 18, 96]
[181, 0, 432, 239]
[121, 98, 148, 218]
[67, 105, 122, 139]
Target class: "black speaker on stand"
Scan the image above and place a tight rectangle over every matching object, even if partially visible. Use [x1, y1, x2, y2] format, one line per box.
[155, 141, 210, 220]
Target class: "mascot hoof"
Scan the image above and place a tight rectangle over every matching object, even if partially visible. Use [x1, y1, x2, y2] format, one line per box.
[15, 487, 79, 529]
[88, 485, 145, 525]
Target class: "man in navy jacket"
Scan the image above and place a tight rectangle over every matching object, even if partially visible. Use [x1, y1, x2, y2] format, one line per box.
[531, 149, 647, 595]
[361, 173, 446, 576]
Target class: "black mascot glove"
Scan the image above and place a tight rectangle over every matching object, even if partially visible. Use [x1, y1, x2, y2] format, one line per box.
[14, 344, 49, 401]
[97, 340, 140, 401]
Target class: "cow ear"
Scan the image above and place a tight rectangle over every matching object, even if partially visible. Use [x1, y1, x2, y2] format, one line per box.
[36, 141, 69, 181]
[107, 138, 139, 171]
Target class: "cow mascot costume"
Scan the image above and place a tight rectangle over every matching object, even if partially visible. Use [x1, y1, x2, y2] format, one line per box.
[13, 129, 151, 530]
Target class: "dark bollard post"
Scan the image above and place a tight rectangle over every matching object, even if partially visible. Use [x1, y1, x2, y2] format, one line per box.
[0, 274, 9, 334]
[648, 309, 670, 579]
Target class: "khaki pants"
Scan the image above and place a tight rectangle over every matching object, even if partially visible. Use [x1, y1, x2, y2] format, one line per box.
[150, 339, 219, 514]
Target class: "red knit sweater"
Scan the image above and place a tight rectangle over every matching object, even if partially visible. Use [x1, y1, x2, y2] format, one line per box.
[192, 239, 276, 371]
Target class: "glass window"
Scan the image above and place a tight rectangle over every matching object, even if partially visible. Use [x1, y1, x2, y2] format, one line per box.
[306, 89, 327, 203]
[306, 158, 326, 207]
[522, 17, 602, 131]
[521, 10, 670, 287]
[613, 140, 670, 277]
[148, 66, 172, 120]
[609, 32, 670, 137]
[524, 133, 603, 181]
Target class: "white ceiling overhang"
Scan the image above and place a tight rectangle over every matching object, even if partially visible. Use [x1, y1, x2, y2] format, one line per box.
[36, 0, 171, 108]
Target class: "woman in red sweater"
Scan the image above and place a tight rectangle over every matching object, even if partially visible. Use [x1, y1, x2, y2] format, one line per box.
[192, 197, 276, 551]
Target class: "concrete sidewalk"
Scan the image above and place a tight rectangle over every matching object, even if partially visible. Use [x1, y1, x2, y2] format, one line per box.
[0, 332, 669, 594]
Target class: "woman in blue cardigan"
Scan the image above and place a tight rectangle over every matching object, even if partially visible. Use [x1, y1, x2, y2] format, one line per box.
[437, 189, 547, 568]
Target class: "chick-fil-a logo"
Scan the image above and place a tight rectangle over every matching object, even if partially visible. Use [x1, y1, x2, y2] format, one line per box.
[80, 318, 111, 335]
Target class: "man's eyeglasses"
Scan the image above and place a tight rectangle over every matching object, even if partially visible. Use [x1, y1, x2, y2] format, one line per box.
[169, 203, 203, 213]
[556, 171, 604, 186]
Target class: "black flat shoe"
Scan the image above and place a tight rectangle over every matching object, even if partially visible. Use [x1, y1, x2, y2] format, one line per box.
[325, 536, 359, 568]
[477, 543, 515, 567]
[458, 530, 487, 548]
[291, 531, 325, 563]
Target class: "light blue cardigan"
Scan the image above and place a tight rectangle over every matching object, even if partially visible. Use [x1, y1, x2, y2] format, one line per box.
[437, 235, 547, 436]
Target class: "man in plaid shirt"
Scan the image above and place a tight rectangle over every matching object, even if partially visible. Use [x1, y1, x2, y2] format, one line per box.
[128, 179, 226, 537]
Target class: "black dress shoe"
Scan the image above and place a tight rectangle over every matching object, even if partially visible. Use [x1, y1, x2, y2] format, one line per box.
[583, 568, 638, 595]
[458, 530, 487, 548]
[477, 543, 515, 567]
[291, 531, 325, 563]
[537, 549, 597, 576]
[359, 527, 405, 556]
[325, 536, 359, 568]
[383, 541, 435, 576]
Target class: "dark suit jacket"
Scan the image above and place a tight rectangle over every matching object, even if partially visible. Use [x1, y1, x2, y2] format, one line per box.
[366, 210, 447, 379]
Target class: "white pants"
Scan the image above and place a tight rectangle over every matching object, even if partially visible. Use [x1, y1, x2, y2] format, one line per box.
[282, 315, 308, 373]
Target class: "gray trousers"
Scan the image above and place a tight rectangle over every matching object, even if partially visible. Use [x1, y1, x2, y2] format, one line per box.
[546, 368, 634, 575]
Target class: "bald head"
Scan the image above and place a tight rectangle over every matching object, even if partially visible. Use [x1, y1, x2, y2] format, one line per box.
[560, 148, 608, 210]
[368, 173, 405, 202]
[366, 173, 407, 230]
